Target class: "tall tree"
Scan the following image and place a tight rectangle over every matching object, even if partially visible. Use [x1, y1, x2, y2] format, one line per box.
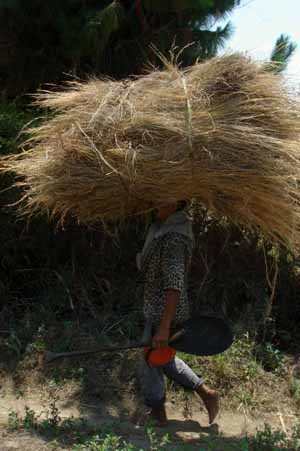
[0, 0, 240, 95]
[90, 0, 240, 76]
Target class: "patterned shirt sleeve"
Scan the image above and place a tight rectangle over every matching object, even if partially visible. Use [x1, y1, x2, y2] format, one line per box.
[161, 233, 186, 292]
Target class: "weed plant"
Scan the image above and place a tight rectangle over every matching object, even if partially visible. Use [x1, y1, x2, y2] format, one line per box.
[7, 404, 300, 451]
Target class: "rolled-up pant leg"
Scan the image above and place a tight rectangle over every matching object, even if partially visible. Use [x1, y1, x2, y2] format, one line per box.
[140, 356, 204, 408]
[162, 356, 204, 389]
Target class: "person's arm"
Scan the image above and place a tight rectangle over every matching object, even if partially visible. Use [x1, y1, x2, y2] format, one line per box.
[152, 289, 179, 348]
[152, 234, 186, 349]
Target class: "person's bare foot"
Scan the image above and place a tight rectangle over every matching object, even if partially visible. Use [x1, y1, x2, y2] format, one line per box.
[132, 405, 168, 428]
[196, 383, 220, 424]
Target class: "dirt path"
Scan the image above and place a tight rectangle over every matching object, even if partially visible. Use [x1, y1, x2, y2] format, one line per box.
[0, 391, 298, 450]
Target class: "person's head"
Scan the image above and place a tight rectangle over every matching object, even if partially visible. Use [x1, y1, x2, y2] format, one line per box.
[156, 200, 187, 222]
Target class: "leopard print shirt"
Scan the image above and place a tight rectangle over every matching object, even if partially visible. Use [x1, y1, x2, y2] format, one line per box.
[143, 232, 192, 326]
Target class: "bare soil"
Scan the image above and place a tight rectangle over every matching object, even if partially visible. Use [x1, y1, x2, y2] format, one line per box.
[0, 378, 298, 450]
[0, 347, 299, 450]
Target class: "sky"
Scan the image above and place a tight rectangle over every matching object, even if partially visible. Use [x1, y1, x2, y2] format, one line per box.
[219, 0, 300, 83]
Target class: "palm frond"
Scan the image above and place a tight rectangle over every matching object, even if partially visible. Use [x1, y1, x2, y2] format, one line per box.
[192, 21, 234, 59]
[265, 34, 297, 74]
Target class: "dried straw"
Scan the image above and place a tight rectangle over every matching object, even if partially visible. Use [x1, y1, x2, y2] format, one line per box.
[2, 54, 300, 251]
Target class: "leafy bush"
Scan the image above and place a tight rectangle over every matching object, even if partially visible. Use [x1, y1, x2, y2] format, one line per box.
[252, 424, 289, 451]
[255, 343, 285, 374]
[0, 102, 35, 154]
[0, 1, 239, 95]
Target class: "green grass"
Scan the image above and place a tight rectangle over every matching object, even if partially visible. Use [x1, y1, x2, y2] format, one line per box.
[177, 335, 261, 390]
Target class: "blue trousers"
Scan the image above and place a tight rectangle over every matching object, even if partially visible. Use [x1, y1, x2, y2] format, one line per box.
[140, 356, 204, 408]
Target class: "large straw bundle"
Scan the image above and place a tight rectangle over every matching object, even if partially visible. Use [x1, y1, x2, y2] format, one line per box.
[2, 54, 300, 250]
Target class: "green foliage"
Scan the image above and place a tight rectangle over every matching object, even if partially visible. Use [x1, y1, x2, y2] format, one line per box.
[252, 424, 288, 451]
[292, 425, 300, 451]
[249, 423, 300, 451]
[202, 334, 261, 386]
[7, 403, 171, 451]
[143, 0, 213, 12]
[176, 335, 266, 411]
[7, 393, 86, 436]
[267, 34, 297, 73]
[255, 342, 285, 374]
[73, 433, 139, 450]
[50, 365, 87, 387]
[146, 426, 170, 450]
[0, 0, 240, 95]
[0, 102, 34, 154]
[23, 406, 39, 430]
[8, 406, 39, 431]
[90, 2, 125, 58]
[38, 385, 63, 431]
[4, 330, 22, 358]
[7, 406, 300, 451]
[290, 377, 300, 405]
[7, 410, 21, 431]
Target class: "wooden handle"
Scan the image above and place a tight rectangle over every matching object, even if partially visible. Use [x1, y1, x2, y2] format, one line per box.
[43, 328, 186, 365]
[169, 328, 185, 344]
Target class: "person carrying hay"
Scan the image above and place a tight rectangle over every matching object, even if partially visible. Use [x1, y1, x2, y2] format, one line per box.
[136, 201, 219, 427]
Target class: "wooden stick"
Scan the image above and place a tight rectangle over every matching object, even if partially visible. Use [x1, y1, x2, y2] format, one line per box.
[278, 410, 287, 434]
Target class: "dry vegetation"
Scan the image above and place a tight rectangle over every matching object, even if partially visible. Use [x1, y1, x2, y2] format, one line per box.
[1, 54, 300, 252]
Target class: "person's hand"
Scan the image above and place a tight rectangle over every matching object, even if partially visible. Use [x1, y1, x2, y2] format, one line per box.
[152, 326, 170, 349]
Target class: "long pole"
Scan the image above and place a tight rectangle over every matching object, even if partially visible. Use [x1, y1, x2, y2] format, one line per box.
[44, 328, 184, 364]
